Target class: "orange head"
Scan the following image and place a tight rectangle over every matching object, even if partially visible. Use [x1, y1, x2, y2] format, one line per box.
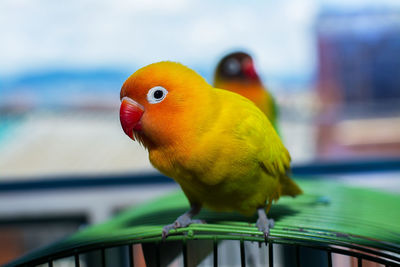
[120, 61, 211, 149]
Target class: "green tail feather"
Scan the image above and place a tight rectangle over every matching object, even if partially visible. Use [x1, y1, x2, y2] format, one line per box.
[280, 175, 303, 197]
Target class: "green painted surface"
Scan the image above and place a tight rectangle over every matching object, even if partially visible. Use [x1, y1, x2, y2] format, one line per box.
[6, 178, 400, 266]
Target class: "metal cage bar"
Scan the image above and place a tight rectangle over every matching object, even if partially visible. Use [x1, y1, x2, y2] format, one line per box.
[213, 238, 218, 267]
[128, 245, 133, 267]
[7, 237, 400, 267]
[240, 239, 246, 267]
[327, 251, 332, 267]
[269, 242, 274, 267]
[74, 254, 80, 267]
[296, 245, 301, 267]
[101, 248, 106, 267]
[182, 239, 187, 267]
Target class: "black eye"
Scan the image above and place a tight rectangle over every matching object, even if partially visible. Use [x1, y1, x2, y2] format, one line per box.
[154, 90, 164, 99]
[147, 86, 168, 104]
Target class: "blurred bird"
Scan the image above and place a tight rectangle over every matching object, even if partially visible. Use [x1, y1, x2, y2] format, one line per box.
[214, 52, 278, 129]
[119, 62, 302, 239]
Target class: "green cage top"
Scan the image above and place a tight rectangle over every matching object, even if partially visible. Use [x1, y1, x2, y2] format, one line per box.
[5, 178, 400, 266]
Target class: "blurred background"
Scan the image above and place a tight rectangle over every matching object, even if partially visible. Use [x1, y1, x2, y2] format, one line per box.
[1, 0, 400, 265]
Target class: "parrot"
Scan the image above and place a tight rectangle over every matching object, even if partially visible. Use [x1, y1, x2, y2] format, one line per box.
[214, 51, 278, 130]
[119, 61, 302, 239]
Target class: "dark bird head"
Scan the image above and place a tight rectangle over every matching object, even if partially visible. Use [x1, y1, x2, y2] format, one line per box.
[214, 52, 260, 83]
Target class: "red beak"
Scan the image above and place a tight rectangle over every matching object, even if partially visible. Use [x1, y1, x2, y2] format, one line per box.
[120, 97, 144, 140]
[242, 59, 259, 80]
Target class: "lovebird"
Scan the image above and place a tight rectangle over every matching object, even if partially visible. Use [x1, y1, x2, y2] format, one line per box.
[214, 52, 278, 129]
[119, 62, 302, 239]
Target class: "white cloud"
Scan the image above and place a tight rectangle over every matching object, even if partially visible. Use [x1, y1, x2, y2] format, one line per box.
[0, 0, 317, 77]
[1, 0, 397, 79]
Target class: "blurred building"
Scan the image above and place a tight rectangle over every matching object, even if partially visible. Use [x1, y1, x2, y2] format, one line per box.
[315, 9, 400, 159]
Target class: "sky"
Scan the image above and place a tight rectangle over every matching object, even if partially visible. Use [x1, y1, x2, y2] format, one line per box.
[1, 0, 400, 82]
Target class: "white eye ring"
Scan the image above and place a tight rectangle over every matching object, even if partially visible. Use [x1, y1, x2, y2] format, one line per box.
[147, 86, 168, 104]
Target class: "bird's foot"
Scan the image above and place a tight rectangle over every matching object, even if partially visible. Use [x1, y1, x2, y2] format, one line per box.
[256, 217, 274, 239]
[256, 207, 274, 242]
[162, 214, 205, 240]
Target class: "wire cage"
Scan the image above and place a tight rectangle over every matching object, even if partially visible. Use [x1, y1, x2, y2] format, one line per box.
[4, 174, 400, 267]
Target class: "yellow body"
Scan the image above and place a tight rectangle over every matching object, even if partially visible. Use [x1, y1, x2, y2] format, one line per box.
[121, 62, 301, 216]
[213, 80, 277, 128]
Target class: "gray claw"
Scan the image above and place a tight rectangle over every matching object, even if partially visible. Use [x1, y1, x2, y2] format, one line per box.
[161, 204, 204, 240]
[162, 224, 175, 240]
[162, 218, 205, 240]
[256, 208, 274, 240]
